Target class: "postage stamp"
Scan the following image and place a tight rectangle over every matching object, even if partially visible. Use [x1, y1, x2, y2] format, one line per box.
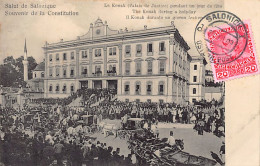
[194, 11, 259, 82]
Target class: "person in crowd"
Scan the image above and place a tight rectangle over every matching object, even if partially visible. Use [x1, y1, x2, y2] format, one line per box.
[143, 121, 149, 130]
[53, 140, 64, 165]
[0, 88, 224, 166]
[167, 131, 176, 147]
[219, 141, 225, 163]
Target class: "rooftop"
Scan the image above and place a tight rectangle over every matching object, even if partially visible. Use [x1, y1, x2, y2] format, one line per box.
[44, 18, 190, 51]
[33, 61, 45, 71]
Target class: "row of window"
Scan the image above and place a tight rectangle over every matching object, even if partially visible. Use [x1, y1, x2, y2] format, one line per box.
[81, 47, 117, 59]
[125, 60, 166, 75]
[124, 81, 165, 95]
[34, 72, 44, 78]
[49, 42, 166, 62]
[125, 99, 164, 104]
[49, 60, 167, 78]
[49, 84, 74, 93]
[49, 52, 74, 62]
[125, 42, 165, 57]
[49, 68, 75, 77]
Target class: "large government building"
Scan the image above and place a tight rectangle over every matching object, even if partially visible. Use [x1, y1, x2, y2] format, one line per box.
[43, 18, 204, 105]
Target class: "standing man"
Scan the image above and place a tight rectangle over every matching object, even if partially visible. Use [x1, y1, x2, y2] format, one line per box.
[53, 140, 64, 165]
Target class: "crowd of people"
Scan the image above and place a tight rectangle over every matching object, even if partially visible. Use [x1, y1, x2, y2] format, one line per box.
[0, 88, 225, 166]
[0, 105, 139, 166]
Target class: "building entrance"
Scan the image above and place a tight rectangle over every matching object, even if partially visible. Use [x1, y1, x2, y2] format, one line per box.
[80, 81, 88, 89]
[107, 80, 117, 94]
[93, 80, 102, 89]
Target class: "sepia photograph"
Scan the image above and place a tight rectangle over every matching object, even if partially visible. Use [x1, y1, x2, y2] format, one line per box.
[0, 0, 259, 166]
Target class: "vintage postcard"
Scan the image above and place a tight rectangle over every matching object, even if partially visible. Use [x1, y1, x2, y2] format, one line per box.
[0, 0, 259, 166]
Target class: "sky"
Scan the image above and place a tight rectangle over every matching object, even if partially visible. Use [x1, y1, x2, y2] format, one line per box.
[0, 0, 224, 70]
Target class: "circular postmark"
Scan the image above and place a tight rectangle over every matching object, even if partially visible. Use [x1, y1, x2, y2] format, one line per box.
[194, 11, 248, 65]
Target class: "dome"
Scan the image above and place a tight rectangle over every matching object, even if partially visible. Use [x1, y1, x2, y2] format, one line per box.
[33, 61, 45, 71]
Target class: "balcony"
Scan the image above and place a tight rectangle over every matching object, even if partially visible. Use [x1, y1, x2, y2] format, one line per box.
[125, 71, 130, 76]
[107, 73, 116, 76]
[135, 71, 141, 76]
[147, 91, 152, 95]
[81, 73, 88, 77]
[147, 69, 153, 75]
[147, 51, 153, 56]
[92, 71, 102, 77]
[158, 92, 164, 95]
[107, 70, 117, 76]
[136, 52, 142, 57]
[159, 70, 165, 75]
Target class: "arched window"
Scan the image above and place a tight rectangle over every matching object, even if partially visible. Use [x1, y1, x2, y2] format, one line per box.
[70, 84, 74, 93]
[147, 61, 153, 74]
[135, 81, 141, 95]
[146, 81, 152, 95]
[41, 72, 44, 78]
[124, 81, 130, 95]
[158, 81, 165, 95]
[62, 84, 67, 93]
[71, 52, 75, 60]
[70, 67, 74, 77]
[49, 68, 53, 77]
[112, 64, 116, 73]
[81, 66, 88, 76]
[49, 84, 53, 92]
[56, 53, 59, 61]
[56, 84, 60, 93]
[56, 68, 60, 77]
[159, 60, 166, 74]
[49, 54, 52, 62]
[135, 61, 142, 75]
[193, 88, 196, 94]
[125, 62, 130, 75]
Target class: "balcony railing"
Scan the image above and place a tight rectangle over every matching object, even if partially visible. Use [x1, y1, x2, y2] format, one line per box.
[107, 70, 117, 76]
[81, 73, 88, 77]
[92, 71, 102, 77]
[107, 73, 116, 76]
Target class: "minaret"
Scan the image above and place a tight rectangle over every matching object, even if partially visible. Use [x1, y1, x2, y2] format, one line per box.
[23, 39, 28, 81]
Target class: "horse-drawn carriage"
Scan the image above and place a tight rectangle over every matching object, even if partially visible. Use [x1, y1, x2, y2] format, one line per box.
[158, 147, 217, 166]
[81, 115, 94, 126]
[117, 118, 146, 140]
[67, 114, 98, 136]
[127, 132, 217, 166]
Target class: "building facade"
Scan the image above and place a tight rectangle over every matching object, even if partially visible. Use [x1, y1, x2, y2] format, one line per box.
[27, 61, 45, 92]
[189, 56, 207, 103]
[44, 19, 192, 104]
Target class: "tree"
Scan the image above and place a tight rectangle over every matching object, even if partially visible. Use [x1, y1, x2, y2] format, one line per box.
[27, 56, 38, 79]
[0, 56, 38, 87]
